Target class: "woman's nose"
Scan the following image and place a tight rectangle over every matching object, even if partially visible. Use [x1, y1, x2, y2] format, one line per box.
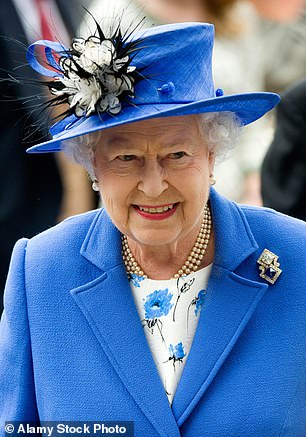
[137, 159, 168, 198]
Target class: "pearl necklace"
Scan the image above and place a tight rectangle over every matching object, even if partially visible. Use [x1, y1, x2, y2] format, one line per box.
[122, 204, 212, 279]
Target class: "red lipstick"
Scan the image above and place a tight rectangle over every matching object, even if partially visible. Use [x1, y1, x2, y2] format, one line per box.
[133, 203, 178, 221]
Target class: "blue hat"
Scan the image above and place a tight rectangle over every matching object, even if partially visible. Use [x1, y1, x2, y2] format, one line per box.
[26, 22, 280, 153]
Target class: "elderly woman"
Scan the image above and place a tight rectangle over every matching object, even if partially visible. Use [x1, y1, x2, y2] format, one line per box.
[0, 20, 305, 437]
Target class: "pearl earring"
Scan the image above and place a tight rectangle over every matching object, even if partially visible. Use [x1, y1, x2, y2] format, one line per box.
[92, 180, 100, 191]
[209, 174, 216, 186]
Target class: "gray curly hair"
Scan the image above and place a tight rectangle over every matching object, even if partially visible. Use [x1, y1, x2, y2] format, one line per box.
[62, 112, 242, 181]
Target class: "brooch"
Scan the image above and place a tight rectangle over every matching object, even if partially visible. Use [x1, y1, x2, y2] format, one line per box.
[257, 249, 282, 285]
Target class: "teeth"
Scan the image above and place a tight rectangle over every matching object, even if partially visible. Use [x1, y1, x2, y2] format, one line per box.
[139, 204, 175, 213]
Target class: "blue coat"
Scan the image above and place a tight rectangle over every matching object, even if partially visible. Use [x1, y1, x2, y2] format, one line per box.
[1, 189, 305, 436]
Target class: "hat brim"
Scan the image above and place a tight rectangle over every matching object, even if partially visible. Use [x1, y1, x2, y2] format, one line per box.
[27, 92, 280, 153]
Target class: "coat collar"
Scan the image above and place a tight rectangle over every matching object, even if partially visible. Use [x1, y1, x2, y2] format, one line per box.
[71, 189, 268, 435]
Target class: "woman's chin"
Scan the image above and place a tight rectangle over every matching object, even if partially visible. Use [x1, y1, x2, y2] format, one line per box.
[129, 228, 181, 248]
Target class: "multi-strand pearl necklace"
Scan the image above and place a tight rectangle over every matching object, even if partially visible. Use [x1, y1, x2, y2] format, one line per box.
[122, 204, 212, 279]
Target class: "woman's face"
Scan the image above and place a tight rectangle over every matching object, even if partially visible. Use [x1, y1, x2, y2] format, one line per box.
[93, 115, 215, 247]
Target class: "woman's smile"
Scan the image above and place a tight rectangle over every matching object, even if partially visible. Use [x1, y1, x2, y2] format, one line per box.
[132, 203, 179, 220]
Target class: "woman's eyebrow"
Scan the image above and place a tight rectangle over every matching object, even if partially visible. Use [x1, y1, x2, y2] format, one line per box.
[164, 138, 193, 147]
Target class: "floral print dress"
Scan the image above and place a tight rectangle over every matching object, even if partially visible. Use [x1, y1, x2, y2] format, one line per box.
[129, 265, 212, 404]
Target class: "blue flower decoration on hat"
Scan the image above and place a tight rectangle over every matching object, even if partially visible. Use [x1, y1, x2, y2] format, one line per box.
[144, 289, 173, 319]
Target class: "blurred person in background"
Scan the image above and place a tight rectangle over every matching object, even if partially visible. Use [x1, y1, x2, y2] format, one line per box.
[0, 0, 94, 314]
[250, 0, 306, 93]
[250, 0, 304, 21]
[261, 79, 306, 221]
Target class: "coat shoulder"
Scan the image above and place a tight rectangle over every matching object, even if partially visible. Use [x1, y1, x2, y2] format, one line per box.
[240, 204, 306, 233]
[26, 209, 103, 259]
[239, 204, 306, 256]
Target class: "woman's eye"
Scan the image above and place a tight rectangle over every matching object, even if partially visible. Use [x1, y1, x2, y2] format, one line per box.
[168, 151, 187, 159]
[117, 155, 136, 161]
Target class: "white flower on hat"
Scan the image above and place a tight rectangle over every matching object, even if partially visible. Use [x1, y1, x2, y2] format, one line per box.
[98, 93, 121, 114]
[48, 25, 141, 118]
[101, 73, 134, 95]
[52, 76, 101, 117]
[72, 37, 115, 74]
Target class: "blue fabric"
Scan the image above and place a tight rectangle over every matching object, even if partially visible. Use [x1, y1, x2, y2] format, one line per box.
[0, 189, 305, 436]
[26, 23, 280, 153]
[26, 40, 67, 78]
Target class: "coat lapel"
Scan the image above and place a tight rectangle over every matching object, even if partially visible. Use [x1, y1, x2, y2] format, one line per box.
[71, 210, 180, 437]
[172, 189, 269, 425]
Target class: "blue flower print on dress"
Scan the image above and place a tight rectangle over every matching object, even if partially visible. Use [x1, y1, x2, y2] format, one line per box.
[142, 289, 174, 343]
[194, 289, 206, 316]
[169, 342, 186, 364]
[144, 289, 173, 319]
[128, 273, 146, 288]
[187, 288, 207, 331]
